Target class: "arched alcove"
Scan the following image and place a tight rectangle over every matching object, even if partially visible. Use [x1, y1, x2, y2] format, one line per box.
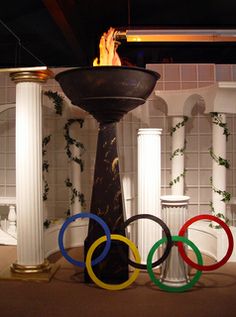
[183, 93, 206, 117]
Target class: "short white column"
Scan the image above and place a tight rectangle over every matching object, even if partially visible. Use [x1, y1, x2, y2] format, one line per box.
[160, 195, 189, 286]
[212, 113, 226, 216]
[11, 70, 52, 273]
[137, 128, 162, 264]
[171, 117, 185, 195]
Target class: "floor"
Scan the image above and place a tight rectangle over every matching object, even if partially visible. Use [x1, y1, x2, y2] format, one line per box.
[0, 246, 236, 317]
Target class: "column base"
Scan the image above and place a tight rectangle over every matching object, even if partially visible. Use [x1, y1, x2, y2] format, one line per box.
[0, 261, 59, 282]
[160, 277, 190, 287]
[11, 259, 52, 274]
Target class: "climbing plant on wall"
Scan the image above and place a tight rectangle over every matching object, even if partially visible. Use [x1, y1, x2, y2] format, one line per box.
[209, 112, 231, 227]
[208, 201, 230, 229]
[42, 134, 51, 201]
[43, 90, 86, 227]
[169, 169, 187, 187]
[170, 116, 188, 136]
[64, 118, 86, 216]
[44, 90, 63, 115]
[169, 116, 188, 188]
[64, 118, 85, 172]
[65, 178, 85, 211]
[210, 177, 231, 203]
[170, 139, 187, 161]
[209, 147, 230, 169]
[211, 112, 230, 141]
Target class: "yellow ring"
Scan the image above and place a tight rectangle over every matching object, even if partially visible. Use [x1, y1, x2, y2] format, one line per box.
[86, 234, 141, 291]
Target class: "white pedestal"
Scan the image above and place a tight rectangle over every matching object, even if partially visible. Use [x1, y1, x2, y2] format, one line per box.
[160, 195, 190, 286]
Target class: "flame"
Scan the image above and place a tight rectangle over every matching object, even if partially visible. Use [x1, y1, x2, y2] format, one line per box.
[93, 27, 121, 66]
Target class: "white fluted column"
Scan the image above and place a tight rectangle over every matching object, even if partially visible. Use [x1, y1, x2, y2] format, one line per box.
[212, 113, 226, 216]
[71, 132, 82, 215]
[160, 195, 189, 286]
[137, 128, 162, 264]
[11, 70, 52, 273]
[171, 117, 185, 195]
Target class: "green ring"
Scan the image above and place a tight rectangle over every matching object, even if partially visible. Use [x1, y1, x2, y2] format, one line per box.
[147, 235, 203, 292]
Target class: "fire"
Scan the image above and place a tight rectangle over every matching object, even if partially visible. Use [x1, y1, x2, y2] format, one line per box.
[93, 27, 121, 66]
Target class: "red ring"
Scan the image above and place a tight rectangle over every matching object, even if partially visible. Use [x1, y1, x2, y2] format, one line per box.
[178, 214, 234, 271]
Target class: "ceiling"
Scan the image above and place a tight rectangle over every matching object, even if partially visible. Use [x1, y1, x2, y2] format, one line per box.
[1, 0, 236, 68]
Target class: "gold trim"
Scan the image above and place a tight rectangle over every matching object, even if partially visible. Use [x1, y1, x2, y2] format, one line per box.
[0, 263, 59, 282]
[10, 69, 54, 83]
[11, 259, 52, 274]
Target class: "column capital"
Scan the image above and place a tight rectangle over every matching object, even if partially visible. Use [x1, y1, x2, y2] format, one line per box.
[138, 128, 162, 136]
[10, 68, 53, 83]
[160, 195, 190, 206]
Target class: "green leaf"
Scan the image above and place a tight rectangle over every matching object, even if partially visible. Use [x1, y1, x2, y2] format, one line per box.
[44, 90, 64, 116]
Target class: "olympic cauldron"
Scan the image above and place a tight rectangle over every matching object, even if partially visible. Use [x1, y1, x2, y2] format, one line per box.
[56, 66, 160, 283]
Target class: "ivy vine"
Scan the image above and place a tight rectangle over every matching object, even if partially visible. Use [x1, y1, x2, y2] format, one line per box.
[43, 219, 51, 229]
[209, 112, 231, 228]
[169, 117, 188, 188]
[43, 90, 64, 206]
[209, 201, 230, 229]
[43, 93, 86, 227]
[209, 147, 230, 169]
[170, 140, 187, 160]
[42, 134, 51, 201]
[65, 178, 86, 208]
[64, 119, 86, 215]
[210, 112, 230, 141]
[169, 169, 186, 187]
[64, 119, 85, 172]
[44, 90, 64, 115]
[43, 90, 62, 228]
[209, 177, 231, 203]
[170, 116, 188, 136]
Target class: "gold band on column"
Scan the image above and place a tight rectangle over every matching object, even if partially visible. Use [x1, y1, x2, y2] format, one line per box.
[10, 69, 53, 83]
[11, 260, 52, 274]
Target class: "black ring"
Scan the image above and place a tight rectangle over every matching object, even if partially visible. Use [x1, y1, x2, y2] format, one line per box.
[123, 214, 172, 270]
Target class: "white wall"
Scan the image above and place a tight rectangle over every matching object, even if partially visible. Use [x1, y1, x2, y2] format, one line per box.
[1, 64, 236, 223]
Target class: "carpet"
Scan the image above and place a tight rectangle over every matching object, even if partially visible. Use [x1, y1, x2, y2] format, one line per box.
[0, 246, 236, 317]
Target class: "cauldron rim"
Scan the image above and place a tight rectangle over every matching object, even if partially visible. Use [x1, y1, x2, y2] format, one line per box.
[55, 65, 160, 81]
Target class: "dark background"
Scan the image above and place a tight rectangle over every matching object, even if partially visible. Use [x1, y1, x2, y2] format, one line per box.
[1, 0, 236, 67]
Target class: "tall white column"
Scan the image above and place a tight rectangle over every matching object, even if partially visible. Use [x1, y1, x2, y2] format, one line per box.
[160, 195, 189, 286]
[212, 113, 226, 216]
[11, 70, 52, 273]
[171, 117, 185, 195]
[137, 128, 162, 263]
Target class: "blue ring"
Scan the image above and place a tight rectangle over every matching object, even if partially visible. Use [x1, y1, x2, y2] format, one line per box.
[58, 212, 111, 268]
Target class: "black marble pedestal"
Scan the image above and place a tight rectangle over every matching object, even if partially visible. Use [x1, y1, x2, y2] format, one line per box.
[84, 122, 128, 283]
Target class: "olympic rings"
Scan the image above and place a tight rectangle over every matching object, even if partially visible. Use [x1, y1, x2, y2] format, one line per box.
[123, 214, 172, 269]
[86, 234, 141, 291]
[147, 236, 203, 292]
[58, 212, 234, 292]
[178, 214, 234, 271]
[58, 212, 111, 268]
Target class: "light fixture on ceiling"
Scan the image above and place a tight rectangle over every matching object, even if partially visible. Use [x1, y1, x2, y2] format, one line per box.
[115, 29, 236, 42]
[0, 66, 48, 73]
